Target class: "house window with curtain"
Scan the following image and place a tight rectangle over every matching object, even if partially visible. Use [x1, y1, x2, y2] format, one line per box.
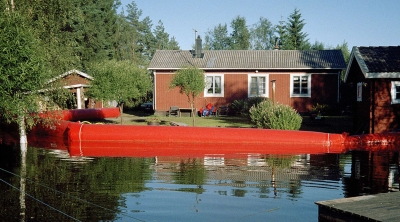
[391, 81, 400, 104]
[290, 74, 311, 97]
[204, 74, 224, 97]
[248, 75, 268, 97]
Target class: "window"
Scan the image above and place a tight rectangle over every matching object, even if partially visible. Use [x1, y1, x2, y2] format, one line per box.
[204, 74, 224, 97]
[248, 75, 269, 97]
[290, 74, 311, 97]
[391, 81, 400, 104]
[357, 82, 363, 102]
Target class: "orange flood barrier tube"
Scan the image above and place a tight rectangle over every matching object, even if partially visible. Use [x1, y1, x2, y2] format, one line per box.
[24, 108, 400, 157]
[67, 122, 348, 157]
[61, 107, 121, 121]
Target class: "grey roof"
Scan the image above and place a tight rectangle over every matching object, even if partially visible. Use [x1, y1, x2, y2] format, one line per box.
[148, 50, 347, 71]
[344, 46, 400, 80]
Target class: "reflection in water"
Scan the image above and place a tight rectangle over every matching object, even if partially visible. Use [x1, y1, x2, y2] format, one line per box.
[0, 145, 399, 221]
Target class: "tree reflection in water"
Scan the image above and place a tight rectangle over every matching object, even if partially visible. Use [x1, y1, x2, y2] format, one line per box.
[0, 145, 399, 221]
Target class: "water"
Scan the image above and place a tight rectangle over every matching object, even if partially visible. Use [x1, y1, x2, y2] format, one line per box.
[0, 144, 399, 221]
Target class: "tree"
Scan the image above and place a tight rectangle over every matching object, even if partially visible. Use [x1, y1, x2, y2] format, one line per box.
[282, 8, 310, 50]
[154, 20, 180, 50]
[204, 23, 230, 50]
[0, 11, 53, 144]
[170, 66, 205, 126]
[87, 60, 153, 108]
[230, 16, 250, 50]
[336, 41, 351, 80]
[250, 17, 275, 50]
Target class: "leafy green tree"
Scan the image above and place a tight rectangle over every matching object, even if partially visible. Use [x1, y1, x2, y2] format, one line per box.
[170, 66, 205, 126]
[154, 20, 180, 50]
[310, 40, 326, 50]
[282, 8, 310, 50]
[275, 19, 287, 49]
[336, 41, 351, 80]
[87, 60, 152, 108]
[250, 17, 275, 50]
[204, 23, 230, 50]
[125, 2, 157, 65]
[230, 16, 250, 50]
[0, 11, 53, 144]
[76, 0, 119, 69]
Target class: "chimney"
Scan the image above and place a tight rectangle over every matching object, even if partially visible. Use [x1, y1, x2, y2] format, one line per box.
[192, 35, 204, 58]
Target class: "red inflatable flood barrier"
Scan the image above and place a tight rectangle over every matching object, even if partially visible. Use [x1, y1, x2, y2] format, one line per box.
[67, 122, 347, 157]
[24, 107, 400, 157]
[61, 107, 120, 121]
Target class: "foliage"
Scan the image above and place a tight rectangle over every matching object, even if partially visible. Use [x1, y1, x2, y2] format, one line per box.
[282, 8, 310, 50]
[204, 23, 230, 50]
[170, 66, 205, 126]
[311, 103, 330, 115]
[336, 41, 351, 80]
[249, 100, 302, 130]
[0, 11, 53, 129]
[230, 16, 250, 50]
[146, 116, 161, 123]
[229, 97, 267, 117]
[87, 60, 152, 107]
[250, 17, 275, 50]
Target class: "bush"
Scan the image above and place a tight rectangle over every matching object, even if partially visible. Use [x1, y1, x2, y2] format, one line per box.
[229, 97, 267, 117]
[311, 103, 330, 115]
[249, 100, 302, 130]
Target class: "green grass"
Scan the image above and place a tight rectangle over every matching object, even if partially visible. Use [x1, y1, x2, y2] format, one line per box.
[102, 111, 353, 134]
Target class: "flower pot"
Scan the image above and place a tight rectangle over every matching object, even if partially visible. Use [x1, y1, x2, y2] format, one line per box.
[147, 122, 160, 126]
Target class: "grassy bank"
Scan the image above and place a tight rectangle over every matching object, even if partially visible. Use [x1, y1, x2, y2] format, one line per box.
[102, 111, 353, 134]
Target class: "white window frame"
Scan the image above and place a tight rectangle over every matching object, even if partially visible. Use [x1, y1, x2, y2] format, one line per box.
[248, 74, 269, 97]
[204, 74, 224, 97]
[391, 81, 400, 104]
[357, 82, 363, 102]
[290, 74, 311, 98]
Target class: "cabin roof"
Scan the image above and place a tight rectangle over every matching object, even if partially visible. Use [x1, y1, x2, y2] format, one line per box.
[344, 46, 400, 80]
[148, 50, 347, 71]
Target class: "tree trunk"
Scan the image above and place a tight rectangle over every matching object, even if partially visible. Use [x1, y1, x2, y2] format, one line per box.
[19, 115, 27, 146]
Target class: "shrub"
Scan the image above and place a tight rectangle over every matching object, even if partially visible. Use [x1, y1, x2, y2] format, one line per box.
[250, 100, 302, 130]
[311, 103, 330, 115]
[229, 97, 267, 117]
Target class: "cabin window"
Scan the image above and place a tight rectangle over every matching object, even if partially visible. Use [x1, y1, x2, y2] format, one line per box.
[357, 82, 363, 102]
[391, 81, 400, 104]
[290, 74, 311, 97]
[248, 75, 269, 97]
[204, 74, 224, 97]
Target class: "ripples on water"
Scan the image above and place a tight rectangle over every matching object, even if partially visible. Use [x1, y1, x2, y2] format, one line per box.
[0, 145, 398, 221]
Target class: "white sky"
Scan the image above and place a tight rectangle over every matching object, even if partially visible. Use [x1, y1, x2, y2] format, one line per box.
[119, 0, 400, 50]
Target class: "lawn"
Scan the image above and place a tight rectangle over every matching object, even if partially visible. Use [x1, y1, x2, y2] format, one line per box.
[103, 110, 353, 134]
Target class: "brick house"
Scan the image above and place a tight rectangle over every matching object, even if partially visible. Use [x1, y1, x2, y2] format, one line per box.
[148, 37, 346, 116]
[344, 46, 400, 134]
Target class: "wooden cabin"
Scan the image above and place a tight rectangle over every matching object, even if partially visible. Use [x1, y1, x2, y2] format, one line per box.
[344, 46, 400, 134]
[148, 36, 346, 116]
[47, 69, 104, 109]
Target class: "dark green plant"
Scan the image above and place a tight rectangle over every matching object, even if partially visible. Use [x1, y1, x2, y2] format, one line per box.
[249, 100, 302, 130]
[229, 97, 267, 117]
[311, 103, 330, 115]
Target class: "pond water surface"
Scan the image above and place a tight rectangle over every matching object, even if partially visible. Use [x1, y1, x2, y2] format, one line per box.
[0, 144, 399, 221]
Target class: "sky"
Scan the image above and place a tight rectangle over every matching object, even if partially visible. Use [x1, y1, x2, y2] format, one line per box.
[119, 0, 400, 50]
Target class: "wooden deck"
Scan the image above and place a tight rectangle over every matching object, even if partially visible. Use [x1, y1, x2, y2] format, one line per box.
[316, 192, 400, 222]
